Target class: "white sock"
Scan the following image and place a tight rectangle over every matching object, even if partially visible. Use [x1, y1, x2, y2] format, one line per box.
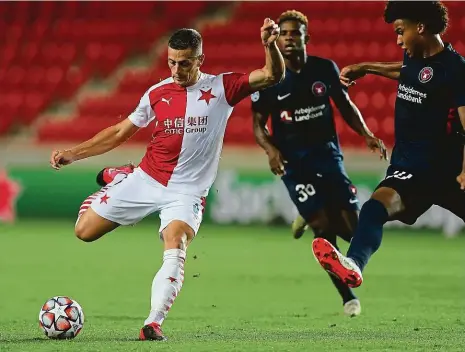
[144, 248, 186, 326]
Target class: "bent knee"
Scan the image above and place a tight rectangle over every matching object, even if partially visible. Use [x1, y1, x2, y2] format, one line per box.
[371, 187, 403, 214]
[74, 215, 101, 242]
[74, 222, 97, 242]
[162, 221, 195, 249]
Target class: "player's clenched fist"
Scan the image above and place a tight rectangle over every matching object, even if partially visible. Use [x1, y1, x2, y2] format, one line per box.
[50, 149, 75, 170]
[261, 18, 280, 46]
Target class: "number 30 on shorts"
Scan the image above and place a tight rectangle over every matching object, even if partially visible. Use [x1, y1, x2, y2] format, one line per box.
[295, 183, 316, 202]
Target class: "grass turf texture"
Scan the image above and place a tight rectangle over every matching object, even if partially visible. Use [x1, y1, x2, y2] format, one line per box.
[1, 220, 464, 351]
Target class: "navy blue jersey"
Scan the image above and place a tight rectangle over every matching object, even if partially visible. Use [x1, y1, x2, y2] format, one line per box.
[392, 43, 465, 173]
[251, 56, 346, 167]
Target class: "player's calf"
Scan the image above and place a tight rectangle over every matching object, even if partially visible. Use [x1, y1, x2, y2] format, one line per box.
[143, 221, 195, 333]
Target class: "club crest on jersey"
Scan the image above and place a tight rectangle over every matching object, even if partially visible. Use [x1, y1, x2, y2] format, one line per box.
[418, 67, 433, 83]
[311, 81, 327, 96]
[251, 91, 260, 102]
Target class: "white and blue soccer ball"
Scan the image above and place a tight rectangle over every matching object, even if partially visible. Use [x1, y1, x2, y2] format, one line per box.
[39, 296, 84, 339]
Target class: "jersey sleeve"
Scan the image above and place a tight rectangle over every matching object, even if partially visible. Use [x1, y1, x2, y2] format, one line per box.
[128, 90, 156, 128]
[222, 72, 253, 106]
[327, 60, 349, 99]
[453, 63, 465, 108]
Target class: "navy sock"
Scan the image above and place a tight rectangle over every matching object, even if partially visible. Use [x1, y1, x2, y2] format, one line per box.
[327, 271, 357, 304]
[347, 199, 389, 271]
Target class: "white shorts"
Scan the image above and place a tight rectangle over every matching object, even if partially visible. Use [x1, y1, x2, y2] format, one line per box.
[90, 168, 205, 235]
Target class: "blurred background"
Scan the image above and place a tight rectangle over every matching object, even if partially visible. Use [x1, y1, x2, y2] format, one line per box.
[0, 0, 464, 235]
[1, 2, 465, 349]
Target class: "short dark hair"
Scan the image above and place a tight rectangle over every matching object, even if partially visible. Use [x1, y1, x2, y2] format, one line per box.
[277, 10, 308, 31]
[168, 28, 202, 52]
[383, 1, 448, 34]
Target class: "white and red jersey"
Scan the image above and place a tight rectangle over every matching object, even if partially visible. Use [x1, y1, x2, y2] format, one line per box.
[128, 72, 253, 196]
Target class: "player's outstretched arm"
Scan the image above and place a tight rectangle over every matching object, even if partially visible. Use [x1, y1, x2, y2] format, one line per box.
[332, 86, 388, 161]
[248, 18, 285, 91]
[252, 110, 286, 176]
[340, 62, 402, 87]
[50, 118, 139, 170]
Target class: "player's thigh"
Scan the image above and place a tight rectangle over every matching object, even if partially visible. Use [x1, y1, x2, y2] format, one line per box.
[90, 169, 159, 226]
[373, 166, 432, 224]
[75, 207, 119, 242]
[159, 194, 206, 249]
[435, 181, 465, 221]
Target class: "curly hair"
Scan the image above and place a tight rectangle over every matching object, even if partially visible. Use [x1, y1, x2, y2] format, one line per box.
[383, 1, 448, 34]
[277, 10, 308, 30]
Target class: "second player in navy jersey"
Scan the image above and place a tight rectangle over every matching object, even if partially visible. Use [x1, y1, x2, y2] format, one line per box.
[252, 10, 387, 316]
[313, 1, 465, 291]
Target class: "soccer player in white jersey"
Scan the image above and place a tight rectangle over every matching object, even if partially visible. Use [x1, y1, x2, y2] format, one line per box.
[49, 19, 285, 341]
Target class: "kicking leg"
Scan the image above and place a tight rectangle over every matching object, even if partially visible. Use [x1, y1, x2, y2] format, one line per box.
[313, 187, 401, 287]
[140, 220, 195, 341]
[75, 186, 119, 242]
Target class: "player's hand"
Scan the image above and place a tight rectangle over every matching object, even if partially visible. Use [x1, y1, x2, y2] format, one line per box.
[261, 18, 280, 46]
[267, 147, 287, 176]
[50, 149, 75, 170]
[340, 64, 367, 87]
[365, 135, 388, 161]
[456, 172, 465, 190]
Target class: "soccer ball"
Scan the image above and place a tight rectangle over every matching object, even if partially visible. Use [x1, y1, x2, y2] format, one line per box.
[38, 296, 84, 339]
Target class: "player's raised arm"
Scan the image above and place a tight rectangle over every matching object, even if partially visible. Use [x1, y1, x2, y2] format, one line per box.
[339, 62, 402, 87]
[49, 118, 140, 170]
[248, 18, 286, 91]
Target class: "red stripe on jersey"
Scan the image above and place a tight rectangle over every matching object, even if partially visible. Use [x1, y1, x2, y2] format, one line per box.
[200, 196, 206, 214]
[139, 83, 187, 186]
[447, 107, 457, 134]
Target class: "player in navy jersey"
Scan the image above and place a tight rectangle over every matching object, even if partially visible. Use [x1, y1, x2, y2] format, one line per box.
[312, 1, 465, 290]
[252, 10, 387, 316]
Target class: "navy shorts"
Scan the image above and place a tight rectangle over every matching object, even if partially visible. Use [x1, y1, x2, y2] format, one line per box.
[376, 165, 465, 225]
[282, 163, 359, 219]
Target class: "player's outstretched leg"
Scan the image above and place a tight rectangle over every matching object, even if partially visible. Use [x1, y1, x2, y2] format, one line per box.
[96, 164, 135, 187]
[312, 197, 389, 288]
[140, 220, 194, 341]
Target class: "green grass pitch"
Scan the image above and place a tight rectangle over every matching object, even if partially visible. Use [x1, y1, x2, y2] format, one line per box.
[1, 220, 464, 351]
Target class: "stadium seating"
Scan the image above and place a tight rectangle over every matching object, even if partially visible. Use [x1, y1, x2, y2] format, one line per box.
[2, 2, 464, 148]
[0, 1, 209, 135]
